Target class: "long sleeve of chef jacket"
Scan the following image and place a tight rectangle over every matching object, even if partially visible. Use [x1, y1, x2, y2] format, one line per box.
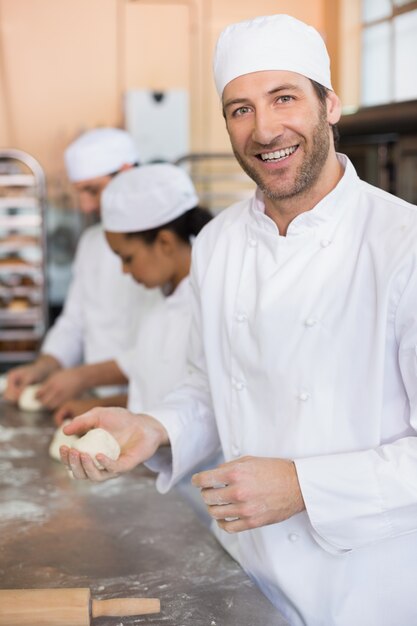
[41, 229, 86, 367]
[144, 261, 221, 492]
[115, 347, 135, 380]
[295, 256, 417, 553]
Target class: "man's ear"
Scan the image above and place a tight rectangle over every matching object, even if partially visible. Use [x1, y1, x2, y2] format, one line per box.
[326, 91, 342, 125]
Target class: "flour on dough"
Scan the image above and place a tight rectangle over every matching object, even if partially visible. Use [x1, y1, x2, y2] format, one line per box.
[49, 420, 80, 461]
[73, 428, 120, 469]
[18, 384, 43, 411]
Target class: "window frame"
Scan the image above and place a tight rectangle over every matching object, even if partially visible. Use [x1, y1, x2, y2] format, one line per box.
[360, 0, 417, 106]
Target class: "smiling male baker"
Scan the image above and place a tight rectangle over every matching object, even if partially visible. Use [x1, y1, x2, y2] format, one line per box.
[62, 15, 417, 626]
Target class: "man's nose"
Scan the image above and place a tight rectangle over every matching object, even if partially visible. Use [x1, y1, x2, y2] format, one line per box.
[252, 109, 285, 146]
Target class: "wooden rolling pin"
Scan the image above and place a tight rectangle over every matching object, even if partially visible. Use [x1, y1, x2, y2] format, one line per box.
[0, 588, 161, 626]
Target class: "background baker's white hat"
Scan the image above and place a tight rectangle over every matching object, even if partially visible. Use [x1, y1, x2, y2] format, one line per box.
[65, 128, 140, 182]
[102, 163, 199, 233]
[213, 14, 333, 96]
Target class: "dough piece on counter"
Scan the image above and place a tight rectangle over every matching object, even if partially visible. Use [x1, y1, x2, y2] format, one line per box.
[73, 428, 120, 469]
[49, 420, 80, 461]
[18, 384, 43, 411]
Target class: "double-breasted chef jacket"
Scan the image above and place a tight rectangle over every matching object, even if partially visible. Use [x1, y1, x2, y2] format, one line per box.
[42, 223, 159, 396]
[146, 154, 417, 625]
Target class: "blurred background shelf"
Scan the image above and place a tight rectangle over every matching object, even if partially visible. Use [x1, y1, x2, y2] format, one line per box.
[0, 149, 48, 369]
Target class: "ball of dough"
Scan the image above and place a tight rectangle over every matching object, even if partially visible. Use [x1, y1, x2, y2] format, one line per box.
[49, 420, 80, 462]
[18, 384, 43, 412]
[73, 428, 120, 469]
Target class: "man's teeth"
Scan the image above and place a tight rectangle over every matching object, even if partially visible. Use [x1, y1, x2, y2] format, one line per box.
[260, 146, 297, 161]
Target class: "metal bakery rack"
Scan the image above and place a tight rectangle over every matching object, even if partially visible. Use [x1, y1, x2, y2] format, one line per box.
[0, 149, 48, 368]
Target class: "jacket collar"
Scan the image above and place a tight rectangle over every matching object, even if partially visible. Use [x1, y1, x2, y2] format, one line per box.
[249, 154, 360, 236]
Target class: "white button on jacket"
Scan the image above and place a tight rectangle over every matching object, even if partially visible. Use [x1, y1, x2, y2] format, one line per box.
[148, 156, 417, 626]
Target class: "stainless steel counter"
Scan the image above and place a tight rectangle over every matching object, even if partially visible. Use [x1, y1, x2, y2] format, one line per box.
[0, 402, 288, 625]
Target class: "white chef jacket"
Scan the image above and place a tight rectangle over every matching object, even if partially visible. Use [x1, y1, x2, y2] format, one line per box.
[117, 277, 192, 413]
[42, 224, 158, 396]
[146, 154, 417, 626]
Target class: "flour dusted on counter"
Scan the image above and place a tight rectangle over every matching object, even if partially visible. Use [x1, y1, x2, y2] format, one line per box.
[0, 501, 46, 522]
[0, 425, 15, 442]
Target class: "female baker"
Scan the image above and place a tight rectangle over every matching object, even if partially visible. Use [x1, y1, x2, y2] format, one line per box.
[53, 163, 212, 423]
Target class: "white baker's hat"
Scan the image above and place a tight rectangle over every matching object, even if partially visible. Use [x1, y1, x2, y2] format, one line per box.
[213, 14, 333, 96]
[64, 128, 140, 182]
[101, 163, 199, 233]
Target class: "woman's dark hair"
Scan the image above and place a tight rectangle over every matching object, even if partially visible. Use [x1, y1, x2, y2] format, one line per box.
[126, 206, 212, 245]
[310, 79, 340, 149]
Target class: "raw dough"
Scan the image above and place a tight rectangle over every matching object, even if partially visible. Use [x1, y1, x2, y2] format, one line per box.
[73, 428, 120, 469]
[18, 384, 43, 411]
[49, 420, 80, 461]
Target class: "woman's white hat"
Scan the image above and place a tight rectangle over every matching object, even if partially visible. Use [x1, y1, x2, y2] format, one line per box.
[213, 14, 333, 96]
[65, 128, 140, 182]
[102, 163, 199, 233]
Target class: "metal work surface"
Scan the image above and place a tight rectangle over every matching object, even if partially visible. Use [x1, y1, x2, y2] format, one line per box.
[0, 402, 287, 625]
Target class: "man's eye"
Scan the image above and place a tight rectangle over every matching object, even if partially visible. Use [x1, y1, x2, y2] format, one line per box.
[277, 95, 294, 104]
[122, 255, 132, 264]
[232, 106, 251, 117]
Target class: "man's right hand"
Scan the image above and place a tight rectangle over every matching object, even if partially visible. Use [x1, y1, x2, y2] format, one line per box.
[59, 407, 169, 482]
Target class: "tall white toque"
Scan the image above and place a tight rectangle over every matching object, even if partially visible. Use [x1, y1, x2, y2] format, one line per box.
[213, 14, 333, 96]
[65, 128, 140, 182]
[101, 163, 199, 233]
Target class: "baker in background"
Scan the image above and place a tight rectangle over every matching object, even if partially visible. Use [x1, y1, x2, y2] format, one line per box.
[4, 128, 158, 407]
[61, 15, 417, 626]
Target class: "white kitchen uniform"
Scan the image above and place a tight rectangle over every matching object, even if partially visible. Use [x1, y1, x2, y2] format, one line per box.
[146, 154, 417, 626]
[117, 277, 192, 413]
[42, 224, 158, 396]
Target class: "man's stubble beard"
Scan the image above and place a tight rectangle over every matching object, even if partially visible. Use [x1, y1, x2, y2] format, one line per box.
[231, 106, 331, 203]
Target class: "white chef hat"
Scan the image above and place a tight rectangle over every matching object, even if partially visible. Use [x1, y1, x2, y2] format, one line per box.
[213, 14, 333, 96]
[64, 128, 140, 182]
[101, 163, 199, 233]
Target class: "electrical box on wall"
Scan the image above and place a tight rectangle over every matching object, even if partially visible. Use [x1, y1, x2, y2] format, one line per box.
[124, 89, 189, 163]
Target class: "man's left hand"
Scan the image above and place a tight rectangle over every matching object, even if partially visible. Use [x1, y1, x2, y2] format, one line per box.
[192, 456, 305, 533]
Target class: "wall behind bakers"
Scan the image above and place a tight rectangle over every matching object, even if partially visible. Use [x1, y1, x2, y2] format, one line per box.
[0, 0, 349, 206]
